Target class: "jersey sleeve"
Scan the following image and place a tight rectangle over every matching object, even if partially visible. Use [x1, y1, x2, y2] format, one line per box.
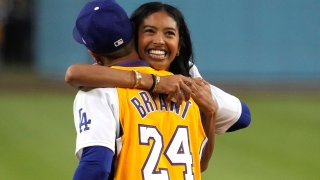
[73, 88, 120, 159]
[189, 64, 202, 78]
[210, 85, 242, 134]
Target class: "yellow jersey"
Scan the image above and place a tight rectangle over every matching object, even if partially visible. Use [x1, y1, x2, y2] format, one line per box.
[113, 65, 207, 180]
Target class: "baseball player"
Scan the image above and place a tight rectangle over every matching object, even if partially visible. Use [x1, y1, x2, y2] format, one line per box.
[72, 0, 213, 179]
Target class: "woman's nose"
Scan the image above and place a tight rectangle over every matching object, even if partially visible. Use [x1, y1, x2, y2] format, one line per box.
[152, 33, 165, 45]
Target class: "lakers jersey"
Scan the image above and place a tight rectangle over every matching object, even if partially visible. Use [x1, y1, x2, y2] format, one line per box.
[112, 66, 207, 180]
[73, 62, 246, 180]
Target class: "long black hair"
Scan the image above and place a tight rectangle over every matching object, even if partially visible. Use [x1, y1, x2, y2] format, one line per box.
[130, 2, 194, 77]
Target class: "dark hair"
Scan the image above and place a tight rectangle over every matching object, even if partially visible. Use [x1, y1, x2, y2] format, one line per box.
[130, 2, 194, 77]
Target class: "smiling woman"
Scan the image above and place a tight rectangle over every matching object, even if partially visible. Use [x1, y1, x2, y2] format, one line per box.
[137, 11, 180, 71]
[130, 2, 194, 77]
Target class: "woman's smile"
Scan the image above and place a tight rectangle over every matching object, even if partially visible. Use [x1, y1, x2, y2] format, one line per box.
[138, 11, 180, 70]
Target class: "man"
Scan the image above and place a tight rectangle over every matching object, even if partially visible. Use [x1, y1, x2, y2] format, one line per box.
[71, 0, 214, 179]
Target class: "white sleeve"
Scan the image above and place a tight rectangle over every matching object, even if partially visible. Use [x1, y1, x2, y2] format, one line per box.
[189, 64, 202, 78]
[211, 85, 242, 134]
[189, 63, 242, 134]
[73, 88, 120, 159]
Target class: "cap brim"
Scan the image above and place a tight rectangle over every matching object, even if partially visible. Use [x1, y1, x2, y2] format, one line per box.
[73, 26, 84, 44]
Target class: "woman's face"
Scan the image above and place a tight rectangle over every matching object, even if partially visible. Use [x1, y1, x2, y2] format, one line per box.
[137, 11, 180, 70]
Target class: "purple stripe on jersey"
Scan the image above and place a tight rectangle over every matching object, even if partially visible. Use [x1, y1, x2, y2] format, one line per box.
[113, 60, 149, 67]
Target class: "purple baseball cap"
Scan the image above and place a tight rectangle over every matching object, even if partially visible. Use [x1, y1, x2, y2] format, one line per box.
[73, 0, 133, 54]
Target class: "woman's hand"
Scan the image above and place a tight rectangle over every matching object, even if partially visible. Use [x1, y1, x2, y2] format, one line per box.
[190, 78, 217, 117]
[155, 74, 193, 104]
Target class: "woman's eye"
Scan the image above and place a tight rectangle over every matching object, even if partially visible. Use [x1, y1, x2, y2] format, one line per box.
[166, 31, 176, 37]
[144, 28, 154, 33]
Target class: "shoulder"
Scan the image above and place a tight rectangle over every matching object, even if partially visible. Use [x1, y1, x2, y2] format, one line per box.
[75, 88, 119, 107]
[189, 63, 202, 78]
[76, 88, 117, 98]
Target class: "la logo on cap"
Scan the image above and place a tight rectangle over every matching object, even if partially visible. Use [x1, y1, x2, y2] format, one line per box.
[114, 38, 124, 47]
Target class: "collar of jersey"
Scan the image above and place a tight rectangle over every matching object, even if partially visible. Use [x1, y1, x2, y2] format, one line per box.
[112, 60, 149, 67]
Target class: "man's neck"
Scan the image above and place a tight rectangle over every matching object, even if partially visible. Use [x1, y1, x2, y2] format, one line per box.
[105, 50, 140, 67]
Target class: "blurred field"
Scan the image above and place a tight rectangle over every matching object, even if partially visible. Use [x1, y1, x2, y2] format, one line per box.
[0, 72, 319, 180]
[204, 91, 320, 180]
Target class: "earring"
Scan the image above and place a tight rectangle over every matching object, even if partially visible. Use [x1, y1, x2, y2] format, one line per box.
[176, 51, 180, 56]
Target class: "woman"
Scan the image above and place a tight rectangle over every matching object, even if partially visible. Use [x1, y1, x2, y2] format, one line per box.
[66, 2, 251, 135]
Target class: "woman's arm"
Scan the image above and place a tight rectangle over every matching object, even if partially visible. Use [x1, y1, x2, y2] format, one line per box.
[66, 63, 251, 133]
[200, 113, 215, 172]
[65, 64, 152, 89]
[65, 64, 193, 102]
[189, 78, 216, 171]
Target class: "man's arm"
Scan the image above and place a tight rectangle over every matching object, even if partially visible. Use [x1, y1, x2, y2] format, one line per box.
[211, 85, 251, 134]
[190, 64, 251, 133]
[227, 101, 251, 132]
[73, 146, 113, 180]
[73, 88, 120, 179]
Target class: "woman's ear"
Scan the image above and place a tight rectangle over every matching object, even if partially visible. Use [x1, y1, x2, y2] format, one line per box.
[88, 50, 103, 65]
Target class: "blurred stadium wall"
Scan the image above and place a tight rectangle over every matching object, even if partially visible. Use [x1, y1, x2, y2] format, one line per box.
[5, 0, 320, 85]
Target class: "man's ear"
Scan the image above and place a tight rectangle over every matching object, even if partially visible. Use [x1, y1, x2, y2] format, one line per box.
[88, 50, 103, 65]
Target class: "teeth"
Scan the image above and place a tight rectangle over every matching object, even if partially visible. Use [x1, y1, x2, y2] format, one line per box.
[148, 49, 166, 59]
[149, 49, 165, 55]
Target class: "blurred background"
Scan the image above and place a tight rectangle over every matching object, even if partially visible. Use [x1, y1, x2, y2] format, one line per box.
[0, 0, 319, 179]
